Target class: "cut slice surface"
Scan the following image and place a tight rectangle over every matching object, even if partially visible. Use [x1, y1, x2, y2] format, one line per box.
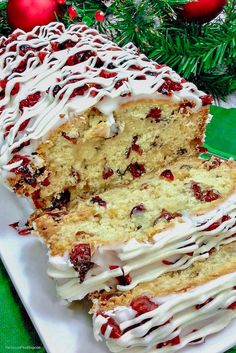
[92, 244, 236, 353]
[33, 157, 236, 300]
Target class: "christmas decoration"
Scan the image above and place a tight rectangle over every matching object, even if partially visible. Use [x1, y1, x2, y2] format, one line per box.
[94, 10, 105, 22]
[178, 0, 227, 23]
[7, 0, 60, 32]
[68, 6, 78, 19]
[0, 0, 235, 100]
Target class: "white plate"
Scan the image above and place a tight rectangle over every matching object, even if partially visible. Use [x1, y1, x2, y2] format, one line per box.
[0, 184, 236, 353]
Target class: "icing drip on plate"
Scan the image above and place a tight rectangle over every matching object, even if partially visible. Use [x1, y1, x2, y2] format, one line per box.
[0, 22, 209, 175]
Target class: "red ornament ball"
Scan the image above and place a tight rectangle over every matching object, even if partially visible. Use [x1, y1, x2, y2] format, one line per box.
[179, 0, 227, 23]
[95, 10, 105, 22]
[7, 0, 60, 32]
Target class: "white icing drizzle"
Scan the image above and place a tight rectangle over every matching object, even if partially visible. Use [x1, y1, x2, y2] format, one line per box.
[46, 193, 236, 300]
[93, 271, 236, 353]
[0, 22, 208, 174]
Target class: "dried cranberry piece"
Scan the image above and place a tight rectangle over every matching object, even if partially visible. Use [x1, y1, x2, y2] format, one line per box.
[204, 215, 231, 231]
[52, 85, 61, 96]
[156, 336, 180, 348]
[100, 316, 123, 339]
[11, 82, 20, 95]
[0, 78, 7, 90]
[109, 265, 132, 286]
[114, 78, 128, 89]
[13, 59, 27, 73]
[131, 136, 143, 155]
[146, 108, 162, 122]
[19, 118, 30, 132]
[91, 196, 107, 207]
[201, 95, 213, 106]
[51, 189, 71, 209]
[51, 42, 59, 51]
[19, 92, 41, 111]
[160, 169, 174, 181]
[196, 297, 213, 310]
[12, 141, 30, 154]
[153, 209, 182, 225]
[102, 167, 114, 180]
[9, 221, 32, 236]
[228, 301, 236, 309]
[70, 84, 90, 98]
[31, 190, 44, 209]
[162, 259, 176, 265]
[99, 69, 117, 78]
[128, 162, 146, 178]
[69, 243, 93, 283]
[131, 296, 158, 316]
[191, 182, 220, 202]
[130, 204, 146, 217]
[8, 154, 31, 174]
[38, 51, 48, 63]
[129, 65, 143, 70]
[197, 146, 208, 153]
[61, 131, 78, 144]
[158, 78, 182, 95]
[41, 175, 51, 187]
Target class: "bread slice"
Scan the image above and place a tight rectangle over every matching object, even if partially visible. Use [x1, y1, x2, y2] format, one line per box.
[0, 22, 210, 210]
[33, 157, 236, 300]
[91, 244, 236, 353]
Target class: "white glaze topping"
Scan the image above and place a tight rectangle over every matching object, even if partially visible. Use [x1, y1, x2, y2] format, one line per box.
[0, 22, 208, 176]
[93, 271, 236, 353]
[46, 193, 236, 300]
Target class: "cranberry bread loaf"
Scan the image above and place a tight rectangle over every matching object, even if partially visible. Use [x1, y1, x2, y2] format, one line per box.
[33, 157, 236, 300]
[91, 244, 236, 353]
[0, 22, 210, 210]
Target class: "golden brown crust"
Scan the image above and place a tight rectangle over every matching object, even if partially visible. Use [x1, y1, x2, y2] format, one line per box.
[90, 243, 236, 312]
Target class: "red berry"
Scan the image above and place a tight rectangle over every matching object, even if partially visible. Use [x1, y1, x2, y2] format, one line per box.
[228, 301, 236, 309]
[128, 162, 146, 178]
[38, 51, 48, 63]
[68, 6, 77, 20]
[91, 196, 107, 207]
[0, 79, 7, 90]
[131, 143, 143, 155]
[57, 0, 66, 4]
[153, 209, 182, 225]
[95, 10, 105, 22]
[146, 108, 162, 122]
[204, 215, 230, 231]
[101, 317, 122, 339]
[195, 297, 213, 310]
[160, 169, 174, 181]
[130, 204, 146, 217]
[69, 243, 93, 283]
[41, 175, 51, 187]
[191, 182, 220, 202]
[11, 82, 20, 95]
[99, 69, 117, 79]
[156, 336, 180, 348]
[201, 95, 213, 106]
[109, 266, 132, 286]
[102, 167, 114, 180]
[131, 296, 158, 316]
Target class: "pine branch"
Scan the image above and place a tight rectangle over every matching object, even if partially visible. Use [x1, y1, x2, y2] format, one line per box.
[0, 0, 11, 37]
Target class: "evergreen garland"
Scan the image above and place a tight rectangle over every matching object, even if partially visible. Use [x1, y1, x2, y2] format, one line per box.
[0, 0, 235, 99]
